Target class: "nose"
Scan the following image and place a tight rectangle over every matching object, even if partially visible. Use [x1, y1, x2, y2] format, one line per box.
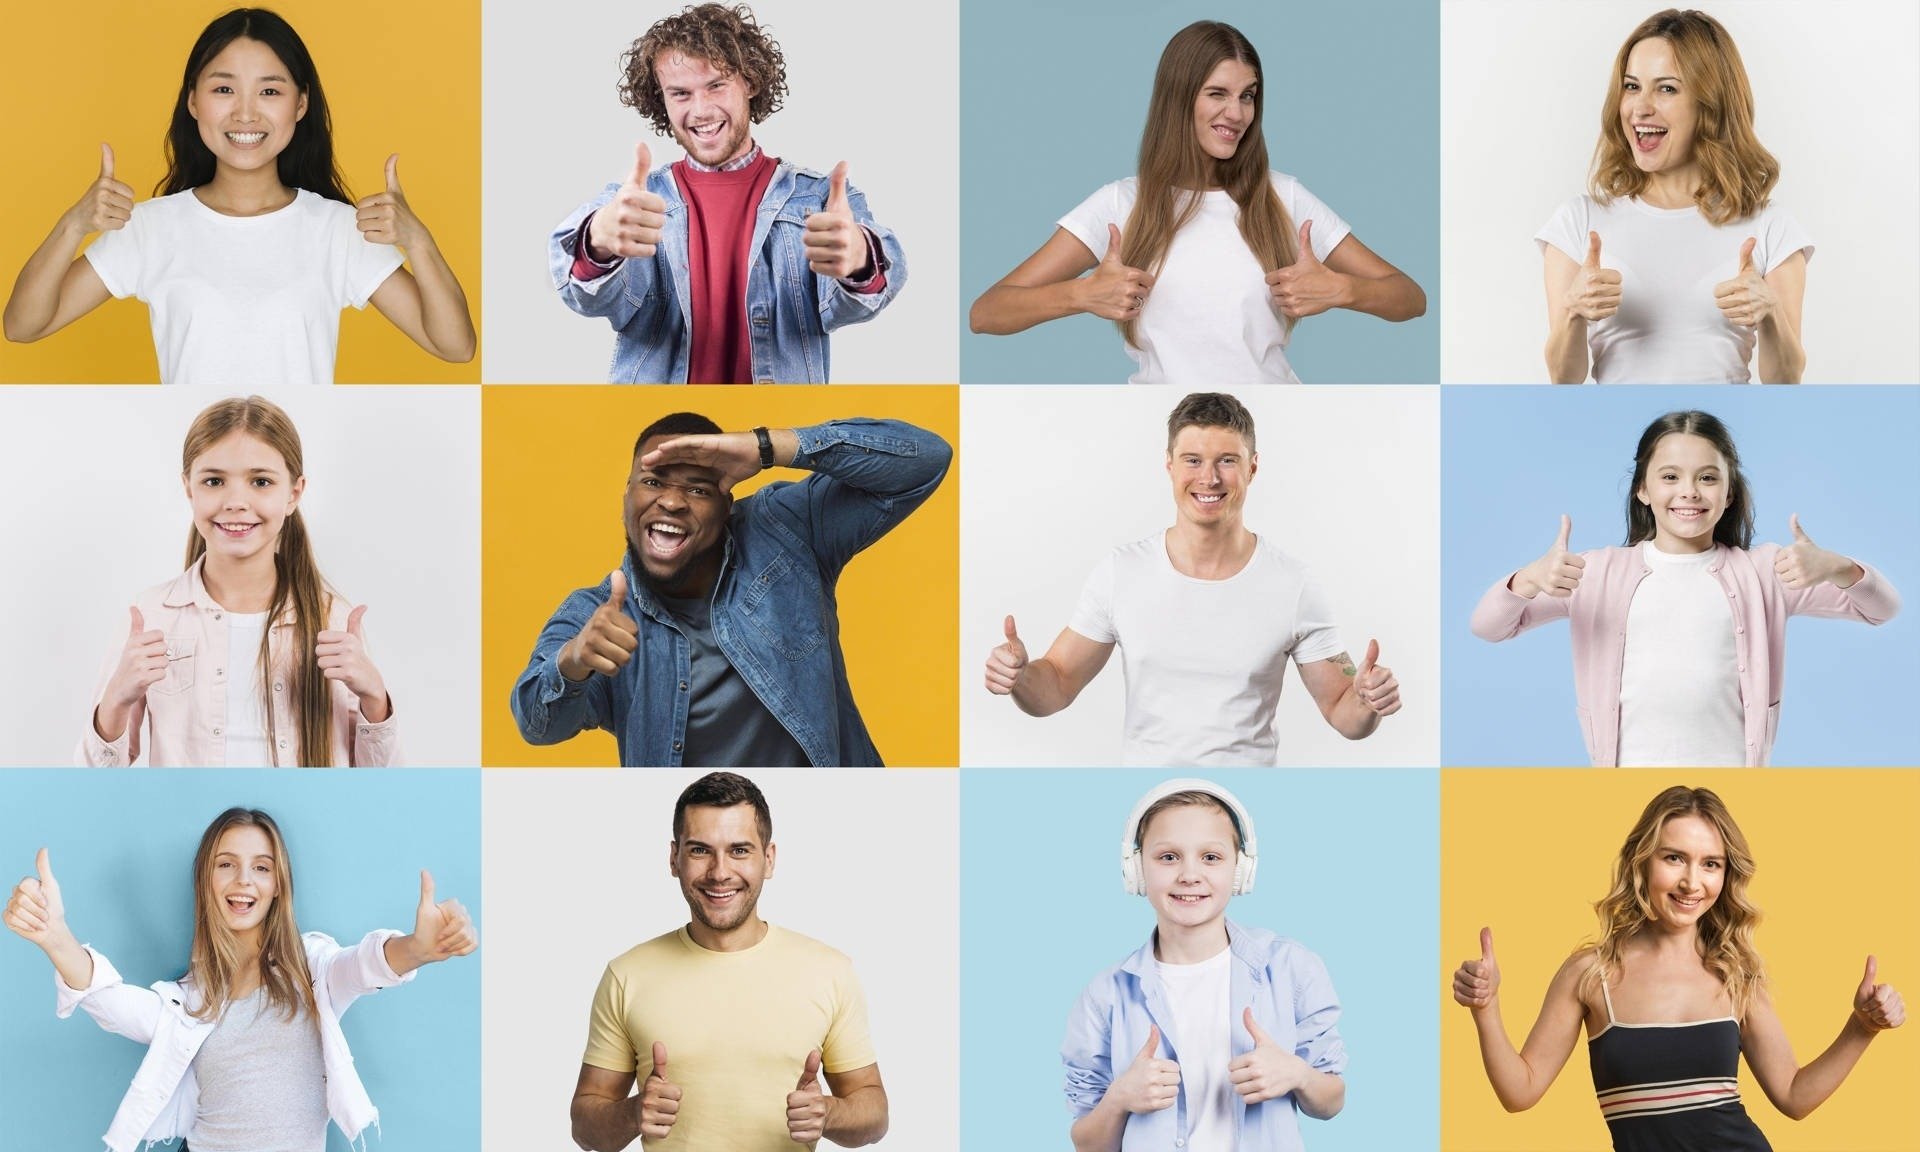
[1628, 86, 1654, 117]
[656, 484, 689, 512]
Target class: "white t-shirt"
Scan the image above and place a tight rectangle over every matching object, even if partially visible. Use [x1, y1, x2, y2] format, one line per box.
[85, 188, 404, 386]
[224, 611, 272, 768]
[1618, 542, 1744, 767]
[1058, 172, 1351, 386]
[1535, 194, 1812, 384]
[1069, 531, 1345, 766]
[1156, 947, 1234, 1152]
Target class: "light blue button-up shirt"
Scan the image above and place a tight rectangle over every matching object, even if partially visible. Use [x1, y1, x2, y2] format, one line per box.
[1062, 919, 1346, 1152]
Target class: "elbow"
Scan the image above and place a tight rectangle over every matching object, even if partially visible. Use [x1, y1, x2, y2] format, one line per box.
[3, 314, 44, 343]
[1398, 278, 1428, 321]
[1495, 1089, 1540, 1114]
[968, 296, 995, 335]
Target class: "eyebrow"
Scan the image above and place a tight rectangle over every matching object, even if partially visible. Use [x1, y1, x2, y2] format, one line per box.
[194, 466, 282, 476]
[1656, 844, 1724, 862]
[683, 838, 757, 851]
[1623, 73, 1681, 84]
[214, 851, 275, 862]
[204, 70, 293, 83]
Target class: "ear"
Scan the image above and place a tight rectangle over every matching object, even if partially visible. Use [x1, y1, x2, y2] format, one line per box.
[296, 90, 308, 123]
[288, 474, 306, 511]
[667, 839, 681, 878]
[1247, 451, 1259, 482]
[763, 841, 776, 879]
[182, 471, 193, 501]
[188, 89, 199, 122]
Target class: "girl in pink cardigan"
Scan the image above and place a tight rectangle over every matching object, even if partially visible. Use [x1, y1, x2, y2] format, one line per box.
[1472, 410, 1899, 767]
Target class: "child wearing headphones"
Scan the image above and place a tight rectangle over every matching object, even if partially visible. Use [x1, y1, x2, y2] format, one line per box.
[1061, 779, 1347, 1152]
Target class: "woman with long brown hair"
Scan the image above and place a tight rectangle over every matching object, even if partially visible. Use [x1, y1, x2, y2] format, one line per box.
[969, 19, 1425, 385]
[3, 807, 476, 1152]
[1540, 9, 1808, 383]
[76, 395, 397, 767]
[1450, 786, 1903, 1150]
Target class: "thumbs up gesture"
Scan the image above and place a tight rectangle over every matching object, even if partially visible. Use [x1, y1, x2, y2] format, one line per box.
[1110, 1025, 1181, 1114]
[1350, 638, 1401, 716]
[637, 1041, 683, 1141]
[1266, 218, 1348, 318]
[786, 1048, 830, 1143]
[559, 570, 642, 682]
[355, 153, 429, 250]
[4, 848, 73, 949]
[65, 143, 135, 238]
[1713, 236, 1775, 328]
[1773, 514, 1860, 590]
[104, 605, 170, 711]
[1564, 231, 1622, 321]
[588, 142, 668, 262]
[1514, 515, 1586, 599]
[1453, 927, 1502, 1009]
[317, 603, 391, 721]
[983, 615, 1030, 695]
[1229, 1006, 1314, 1103]
[1852, 956, 1905, 1032]
[802, 161, 874, 280]
[1078, 223, 1156, 321]
[406, 869, 478, 965]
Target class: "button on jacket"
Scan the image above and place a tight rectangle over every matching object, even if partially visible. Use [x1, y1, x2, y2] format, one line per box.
[54, 930, 416, 1152]
[76, 560, 400, 767]
[550, 161, 907, 384]
[511, 418, 951, 766]
[1062, 919, 1347, 1152]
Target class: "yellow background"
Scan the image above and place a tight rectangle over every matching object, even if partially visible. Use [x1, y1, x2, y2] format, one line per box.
[0, 0, 479, 384]
[482, 386, 959, 768]
[1441, 769, 1920, 1152]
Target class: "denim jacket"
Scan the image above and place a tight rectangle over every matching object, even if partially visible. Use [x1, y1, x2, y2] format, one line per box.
[549, 160, 906, 383]
[510, 418, 950, 766]
[1062, 920, 1347, 1152]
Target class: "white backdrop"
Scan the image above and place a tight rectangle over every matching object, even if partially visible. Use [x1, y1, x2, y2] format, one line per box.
[481, 769, 959, 1150]
[0, 385, 480, 766]
[481, 0, 960, 384]
[1441, 0, 1920, 383]
[959, 386, 1440, 767]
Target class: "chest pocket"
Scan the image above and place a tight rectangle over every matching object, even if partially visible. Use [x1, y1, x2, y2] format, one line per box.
[153, 635, 197, 696]
[737, 552, 825, 660]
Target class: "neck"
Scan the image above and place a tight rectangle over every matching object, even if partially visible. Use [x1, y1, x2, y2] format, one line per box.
[1649, 532, 1713, 556]
[1154, 921, 1230, 965]
[202, 551, 280, 613]
[1636, 919, 1704, 957]
[197, 165, 297, 215]
[1639, 164, 1701, 210]
[1166, 520, 1256, 579]
[688, 915, 767, 953]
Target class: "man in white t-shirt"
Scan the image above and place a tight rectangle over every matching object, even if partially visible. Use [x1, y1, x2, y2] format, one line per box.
[983, 392, 1400, 766]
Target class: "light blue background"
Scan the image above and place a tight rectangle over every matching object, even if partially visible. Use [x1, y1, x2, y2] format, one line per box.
[0, 770, 481, 1151]
[959, 0, 1439, 384]
[959, 768, 1439, 1150]
[1442, 387, 1920, 766]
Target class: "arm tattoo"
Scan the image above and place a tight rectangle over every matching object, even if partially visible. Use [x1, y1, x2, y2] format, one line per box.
[1323, 652, 1357, 677]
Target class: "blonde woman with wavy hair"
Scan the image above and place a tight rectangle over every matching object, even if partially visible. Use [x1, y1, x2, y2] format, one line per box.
[1450, 786, 1904, 1151]
[1541, 9, 1810, 384]
[970, 19, 1424, 385]
[3, 807, 477, 1152]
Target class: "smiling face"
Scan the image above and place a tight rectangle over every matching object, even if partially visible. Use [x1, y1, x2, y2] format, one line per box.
[1619, 36, 1698, 176]
[1636, 432, 1728, 554]
[1644, 814, 1726, 930]
[184, 429, 303, 565]
[1192, 57, 1258, 162]
[1141, 803, 1239, 937]
[625, 434, 730, 595]
[1167, 424, 1256, 529]
[207, 824, 280, 943]
[187, 36, 307, 177]
[655, 51, 755, 167]
[671, 803, 774, 949]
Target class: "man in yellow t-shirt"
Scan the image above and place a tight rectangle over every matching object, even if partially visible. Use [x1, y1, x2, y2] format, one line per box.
[568, 772, 889, 1149]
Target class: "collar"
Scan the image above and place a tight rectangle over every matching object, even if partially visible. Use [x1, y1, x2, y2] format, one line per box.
[164, 557, 297, 626]
[1119, 917, 1260, 976]
[681, 143, 762, 173]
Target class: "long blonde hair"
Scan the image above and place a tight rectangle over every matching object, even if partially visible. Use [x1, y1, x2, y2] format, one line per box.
[188, 808, 316, 1023]
[182, 396, 334, 767]
[1120, 20, 1296, 348]
[1589, 9, 1778, 225]
[1583, 786, 1766, 1018]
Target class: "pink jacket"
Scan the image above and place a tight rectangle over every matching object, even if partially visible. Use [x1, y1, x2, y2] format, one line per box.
[1471, 543, 1900, 766]
[76, 560, 399, 767]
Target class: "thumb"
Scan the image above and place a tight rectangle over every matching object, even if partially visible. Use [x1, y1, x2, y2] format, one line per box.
[1585, 231, 1603, 269]
[651, 1040, 670, 1080]
[1480, 926, 1495, 965]
[1243, 1006, 1274, 1046]
[609, 569, 629, 608]
[1358, 638, 1379, 679]
[797, 1048, 823, 1090]
[100, 142, 115, 181]
[1297, 217, 1319, 263]
[36, 847, 54, 887]
[826, 161, 850, 212]
[1860, 955, 1878, 998]
[1737, 236, 1756, 274]
[1555, 513, 1572, 553]
[129, 605, 146, 637]
[347, 603, 367, 639]
[1790, 513, 1810, 544]
[1137, 1024, 1161, 1062]
[1103, 223, 1124, 265]
[385, 153, 402, 195]
[1003, 614, 1021, 644]
[628, 141, 652, 188]
[418, 868, 436, 908]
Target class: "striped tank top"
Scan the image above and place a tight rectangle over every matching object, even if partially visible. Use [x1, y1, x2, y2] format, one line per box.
[1587, 977, 1772, 1151]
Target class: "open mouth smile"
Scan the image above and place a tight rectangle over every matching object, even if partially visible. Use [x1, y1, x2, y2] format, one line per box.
[1632, 124, 1668, 153]
[214, 520, 260, 538]
[644, 520, 690, 558]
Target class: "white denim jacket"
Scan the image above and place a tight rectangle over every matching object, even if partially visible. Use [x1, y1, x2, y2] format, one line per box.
[54, 929, 415, 1152]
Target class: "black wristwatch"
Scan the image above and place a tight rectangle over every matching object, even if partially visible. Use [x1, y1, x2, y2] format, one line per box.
[753, 426, 775, 468]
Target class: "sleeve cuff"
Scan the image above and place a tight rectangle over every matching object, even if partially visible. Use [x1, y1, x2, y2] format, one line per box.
[54, 945, 119, 1018]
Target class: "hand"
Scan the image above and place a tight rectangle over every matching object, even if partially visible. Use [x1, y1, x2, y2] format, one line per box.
[588, 143, 668, 262]
[1453, 926, 1501, 1009]
[1773, 515, 1857, 590]
[1852, 956, 1905, 1032]
[639, 431, 764, 492]
[803, 162, 873, 280]
[103, 606, 169, 710]
[1229, 1007, 1313, 1103]
[1109, 1024, 1180, 1114]
[558, 570, 641, 682]
[316, 604, 390, 718]
[408, 870, 477, 965]
[786, 1048, 829, 1144]
[355, 155, 431, 250]
[637, 1040, 682, 1141]
[1078, 223, 1154, 321]
[1514, 514, 1585, 599]
[4, 848, 72, 950]
[64, 144, 135, 238]
[1712, 237, 1776, 328]
[983, 615, 1029, 695]
[1266, 219, 1348, 318]
[1350, 638, 1400, 716]
[1564, 231, 1622, 322]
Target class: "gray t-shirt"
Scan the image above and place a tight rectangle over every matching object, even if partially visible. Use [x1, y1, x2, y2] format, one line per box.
[187, 987, 328, 1152]
[657, 590, 810, 767]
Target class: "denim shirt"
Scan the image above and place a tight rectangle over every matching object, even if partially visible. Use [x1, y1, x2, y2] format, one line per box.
[550, 160, 907, 383]
[1062, 920, 1347, 1152]
[510, 419, 950, 766]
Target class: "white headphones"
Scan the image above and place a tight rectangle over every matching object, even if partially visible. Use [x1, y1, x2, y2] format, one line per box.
[1120, 778, 1258, 897]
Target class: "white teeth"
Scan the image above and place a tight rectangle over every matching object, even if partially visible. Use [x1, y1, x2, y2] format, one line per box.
[227, 132, 266, 143]
[1194, 494, 1223, 503]
[650, 523, 687, 535]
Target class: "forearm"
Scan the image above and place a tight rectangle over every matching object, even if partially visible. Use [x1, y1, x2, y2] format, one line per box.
[570, 1094, 641, 1152]
[43, 931, 95, 992]
[4, 219, 85, 341]
[1339, 270, 1426, 322]
[970, 279, 1091, 335]
[1544, 315, 1590, 385]
[382, 932, 435, 977]
[1294, 1070, 1346, 1120]
[1009, 657, 1078, 717]
[1068, 1095, 1128, 1152]
[1326, 683, 1383, 740]
[92, 700, 134, 744]
[401, 234, 476, 362]
[1755, 313, 1805, 385]
[822, 1084, 888, 1146]
[1471, 1003, 1549, 1111]
[790, 420, 952, 501]
[1777, 1016, 1877, 1120]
